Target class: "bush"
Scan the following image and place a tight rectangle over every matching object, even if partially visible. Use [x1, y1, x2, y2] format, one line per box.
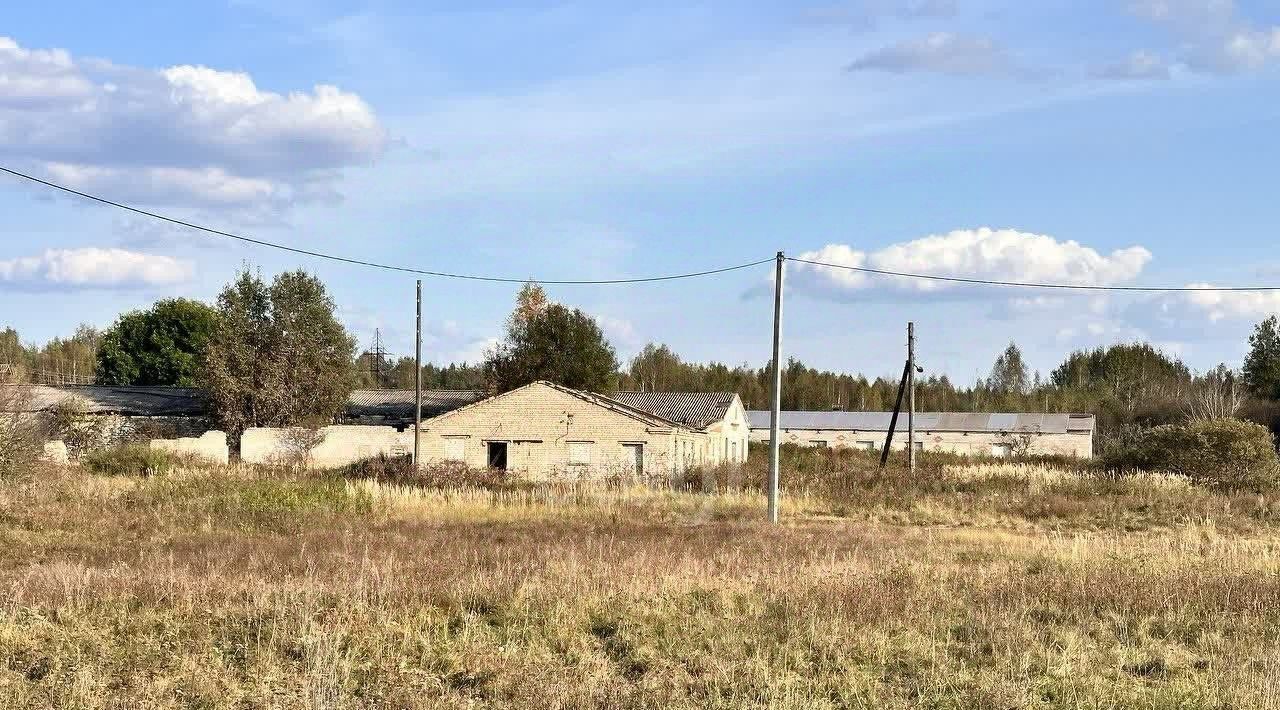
[338, 454, 516, 490]
[83, 444, 182, 477]
[1104, 418, 1280, 491]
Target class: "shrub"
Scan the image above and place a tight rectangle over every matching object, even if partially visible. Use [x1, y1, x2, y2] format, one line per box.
[0, 381, 51, 478]
[83, 444, 183, 477]
[1104, 418, 1280, 491]
[339, 454, 515, 490]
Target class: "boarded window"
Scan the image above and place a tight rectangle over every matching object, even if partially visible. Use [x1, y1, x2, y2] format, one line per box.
[444, 438, 466, 461]
[569, 441, 592, 467]
[990, 443, 1012, 458]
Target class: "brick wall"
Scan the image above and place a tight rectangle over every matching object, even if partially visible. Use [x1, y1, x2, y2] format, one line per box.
[241, 425, 412, 468]
[418, 382, 706, 482]
[150, 431, 230, 465]
[749, 427, 1093, 458]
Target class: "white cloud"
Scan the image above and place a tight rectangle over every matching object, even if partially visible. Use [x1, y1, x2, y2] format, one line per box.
[1091, 50, 1173, 80]
[1163, 286, 1280, 322]
[597, 314, 641, 350]
[0, 247, 193, 289]
[0, 36, 387, 214]
[449, 337, 499, 365]
[789, 228, 1152, 300]
[847, 33, 1014, 76]
[1129, 0, 1280, 74]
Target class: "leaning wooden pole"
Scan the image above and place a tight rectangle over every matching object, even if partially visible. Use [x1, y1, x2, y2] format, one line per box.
[880, 359, 911, 468]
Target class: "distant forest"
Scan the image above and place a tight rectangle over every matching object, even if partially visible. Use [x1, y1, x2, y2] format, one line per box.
[349, 339, 1268, 448]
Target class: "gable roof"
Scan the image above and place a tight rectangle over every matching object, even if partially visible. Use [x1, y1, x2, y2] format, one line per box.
[346, 389, 486, 419]
[423, 381, 688, 429]
[611, 391, 739, 429]
[746, 410, 1095, 434]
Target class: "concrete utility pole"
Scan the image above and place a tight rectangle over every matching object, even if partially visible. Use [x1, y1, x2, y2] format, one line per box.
[768, 251, 785, 524]
[414, 280, 423, 470]
[908, 321, 916, 475]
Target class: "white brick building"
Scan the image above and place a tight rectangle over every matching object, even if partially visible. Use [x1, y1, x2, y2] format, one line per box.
[416, 381, 714, 481]
[747, 411, 1095, 458]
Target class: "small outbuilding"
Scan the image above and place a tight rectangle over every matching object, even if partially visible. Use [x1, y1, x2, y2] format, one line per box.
[747, 411, 1095, 458]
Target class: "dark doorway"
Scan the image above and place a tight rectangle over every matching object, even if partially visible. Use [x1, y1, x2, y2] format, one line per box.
[487, 442, 508, 470]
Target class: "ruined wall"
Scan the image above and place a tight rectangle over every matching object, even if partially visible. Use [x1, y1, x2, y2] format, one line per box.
[57, 414, 216, 458]
[150, 431, 230, 465]
[240, 425, 412, 468]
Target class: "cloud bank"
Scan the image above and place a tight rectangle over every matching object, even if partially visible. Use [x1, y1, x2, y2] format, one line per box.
[847, 33, 1014, 76]
[0, 36, 387, 216]
[1128, 0, 1280, 74]
[790, 228, 1152, 300]
[0, 247, 193, 290]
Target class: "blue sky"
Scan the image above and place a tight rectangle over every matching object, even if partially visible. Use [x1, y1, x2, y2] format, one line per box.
[3, 0, 1280, 382]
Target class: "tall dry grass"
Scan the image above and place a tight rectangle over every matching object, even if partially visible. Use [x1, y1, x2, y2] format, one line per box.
[0, 461, 1278, 707]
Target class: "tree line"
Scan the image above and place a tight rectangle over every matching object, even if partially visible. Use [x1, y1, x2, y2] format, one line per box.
[7, 275, 1280, 448]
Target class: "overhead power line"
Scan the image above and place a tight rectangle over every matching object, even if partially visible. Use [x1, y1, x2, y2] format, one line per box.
[6, 163, 1280, 293]
[786, 256, 1280, 293]
[0, 165, 772, 284]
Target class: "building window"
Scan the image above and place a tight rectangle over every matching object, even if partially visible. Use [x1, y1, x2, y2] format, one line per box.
[569, 441, 592, 468]
[444, 437, 466, 461]
[809, 440, 828, 448]
[855, 440, 876, 451]
[487, 442, 508, 470]
[730, 440, 738, 462]
[912, 441, 924, 452]
[991, 443, 1012, 458]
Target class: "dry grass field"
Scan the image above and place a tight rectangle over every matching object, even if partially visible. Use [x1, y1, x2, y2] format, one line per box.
[1, 453, 1279, 708]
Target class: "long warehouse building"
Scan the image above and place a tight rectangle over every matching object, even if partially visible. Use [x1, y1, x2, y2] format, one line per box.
[747, 411, 1095, 458]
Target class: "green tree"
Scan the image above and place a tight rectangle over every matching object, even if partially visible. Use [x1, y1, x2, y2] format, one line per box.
[1244, 315, 1280, 399]
[0, 327, 25, 381]
[988, 342, 1029, 395]
[96, 299, 218, 386]
[484, 287, 618, 393]
[203, 268, 356, 435]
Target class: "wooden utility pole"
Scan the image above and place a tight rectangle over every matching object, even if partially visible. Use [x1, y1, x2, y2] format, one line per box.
[880, 359, 910, 468]
[414, 280, 422, 470]
[908, 322, 916, 475]
[767, 251, 784, 524]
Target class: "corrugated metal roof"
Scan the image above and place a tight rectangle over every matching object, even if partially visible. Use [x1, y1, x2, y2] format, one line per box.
[611, 391, 738, 429]
[746, 410, 1095, 434]
[4, 385, 209, 416]
[346, 389, 485, 419]
[3, 385, 485, 420]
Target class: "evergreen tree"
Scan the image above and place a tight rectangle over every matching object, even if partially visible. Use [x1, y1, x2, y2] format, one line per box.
[1244, 315, 1280, 399]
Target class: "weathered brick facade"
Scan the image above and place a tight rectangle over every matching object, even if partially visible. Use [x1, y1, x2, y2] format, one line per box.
[417, 381, 709, 482]
[749, 426, 1093, 458]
